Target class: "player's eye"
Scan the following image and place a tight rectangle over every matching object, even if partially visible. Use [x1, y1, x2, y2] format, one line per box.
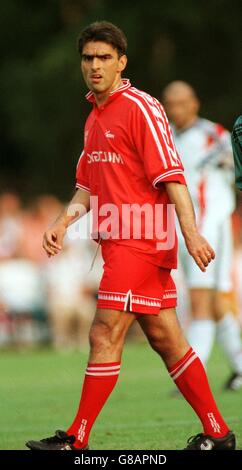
[81, 54, 113, 62]
[81, 55, 93, 62]
[99, 54, 112, 61]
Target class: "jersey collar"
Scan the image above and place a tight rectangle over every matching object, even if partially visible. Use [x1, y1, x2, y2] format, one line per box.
[85, 79, 131, 106]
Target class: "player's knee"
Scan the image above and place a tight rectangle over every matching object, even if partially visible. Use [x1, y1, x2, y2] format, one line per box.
[147, 331, 166, 355]
[213, 292, 230, 320]
[89, 323, 111, 349]
[148, 328, 185, 360]
[190, 289, 213, 318]
[89, 321, 124, 353]
[190, 299, 203, 318]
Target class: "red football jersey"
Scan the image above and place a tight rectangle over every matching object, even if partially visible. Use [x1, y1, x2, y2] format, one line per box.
[76, 79, 186, 268]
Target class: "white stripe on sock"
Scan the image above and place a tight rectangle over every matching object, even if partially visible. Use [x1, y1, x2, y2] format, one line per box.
[85, 371, 120, 377]
[170, 353, 198, 381]
[86, 365, 120, 372]
[169, 350, 195, 376]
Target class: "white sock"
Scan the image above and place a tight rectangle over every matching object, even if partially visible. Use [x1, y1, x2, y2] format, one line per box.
[187, 319, 216, 366]
[216, 313, 242, 374]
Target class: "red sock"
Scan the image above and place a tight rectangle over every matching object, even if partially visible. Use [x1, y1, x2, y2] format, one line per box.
[169, 348, 229, 437]
[67, 362, 120, 448]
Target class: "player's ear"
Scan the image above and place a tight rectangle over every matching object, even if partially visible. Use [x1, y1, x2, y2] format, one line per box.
[118, 55, 127, 73]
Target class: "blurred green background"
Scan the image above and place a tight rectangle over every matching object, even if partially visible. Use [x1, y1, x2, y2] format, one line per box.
[1, 0, 241, 199]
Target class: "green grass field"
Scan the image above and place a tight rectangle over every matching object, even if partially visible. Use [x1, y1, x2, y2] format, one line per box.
[1, 342, 241, 450]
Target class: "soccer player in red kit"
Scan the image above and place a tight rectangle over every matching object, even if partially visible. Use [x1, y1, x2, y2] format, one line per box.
[26, 22, 236, 450]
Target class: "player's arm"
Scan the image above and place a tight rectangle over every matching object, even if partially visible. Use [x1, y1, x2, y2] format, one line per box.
[43, 188, 90, 257]
[164, 182, 215, 272]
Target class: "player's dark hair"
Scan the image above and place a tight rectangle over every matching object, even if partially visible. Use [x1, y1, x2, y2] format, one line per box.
[77, 21, 127, 57]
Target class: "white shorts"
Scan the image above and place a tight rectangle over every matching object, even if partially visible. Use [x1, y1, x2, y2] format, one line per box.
[177, 217, 233, 291]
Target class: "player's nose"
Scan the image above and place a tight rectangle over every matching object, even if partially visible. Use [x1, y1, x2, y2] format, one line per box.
[91, 57, 101, 70]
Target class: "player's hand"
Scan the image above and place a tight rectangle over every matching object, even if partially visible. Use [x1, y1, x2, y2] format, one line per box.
[42, 222, 66, 258]
[185, 232, 215, 272]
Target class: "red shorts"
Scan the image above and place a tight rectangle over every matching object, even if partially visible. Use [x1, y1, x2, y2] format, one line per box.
[97, 242, 177, 315]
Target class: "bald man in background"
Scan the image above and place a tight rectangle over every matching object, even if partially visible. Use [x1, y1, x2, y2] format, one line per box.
[162, 81, 242, 390]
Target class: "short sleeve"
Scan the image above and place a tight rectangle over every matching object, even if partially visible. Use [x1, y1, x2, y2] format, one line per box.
[76, 150, 90, 192]
[129, 93, 186, 188]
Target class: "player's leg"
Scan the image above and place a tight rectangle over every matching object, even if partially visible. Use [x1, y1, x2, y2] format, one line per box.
[184, 219, 221, 366]
[213, 218, 242, 389]
[178, 235, 217, 366]
[26, 242, 140, 450]
[26, 307, 136, 450]
[138, 307, 189, 366]
[188, 287, 216, 365]
[214, 291, 242, 389]
[172, 243, 190, 330]
[63, 243, 159, 449]
[66, 307, 136, 448]
[137, 308, 235, 449]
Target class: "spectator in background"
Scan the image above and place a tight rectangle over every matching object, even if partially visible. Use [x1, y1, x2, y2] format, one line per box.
[0, 192, 101, 348]
[46, 244, 98, 349]
[162, 81, 242, 390]
[41, 200, 102, 349]
[0, 193, 47, 345]
[0, 192, 23, 260]
[46, 217, 101, 349]
[20, 195, 63, 264]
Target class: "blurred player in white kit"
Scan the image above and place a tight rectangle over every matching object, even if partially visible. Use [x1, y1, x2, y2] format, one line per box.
[163, 81, 242, 390]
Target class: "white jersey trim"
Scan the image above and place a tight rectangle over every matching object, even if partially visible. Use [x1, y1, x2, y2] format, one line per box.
[153, 169, 184, 188]
[76, 183, 90, 192]
[128, 88, 182, 168]
[123, 92, 168, 169]
[86, 79, 131, 101]
[76, 150, 85, 169]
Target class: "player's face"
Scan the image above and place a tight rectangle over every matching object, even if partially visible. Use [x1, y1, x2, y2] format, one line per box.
[164, 94, 200, 130]
[81, 41, 127, 103]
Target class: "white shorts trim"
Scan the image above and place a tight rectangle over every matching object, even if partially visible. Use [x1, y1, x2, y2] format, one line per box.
[98, 288, 177, 311]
